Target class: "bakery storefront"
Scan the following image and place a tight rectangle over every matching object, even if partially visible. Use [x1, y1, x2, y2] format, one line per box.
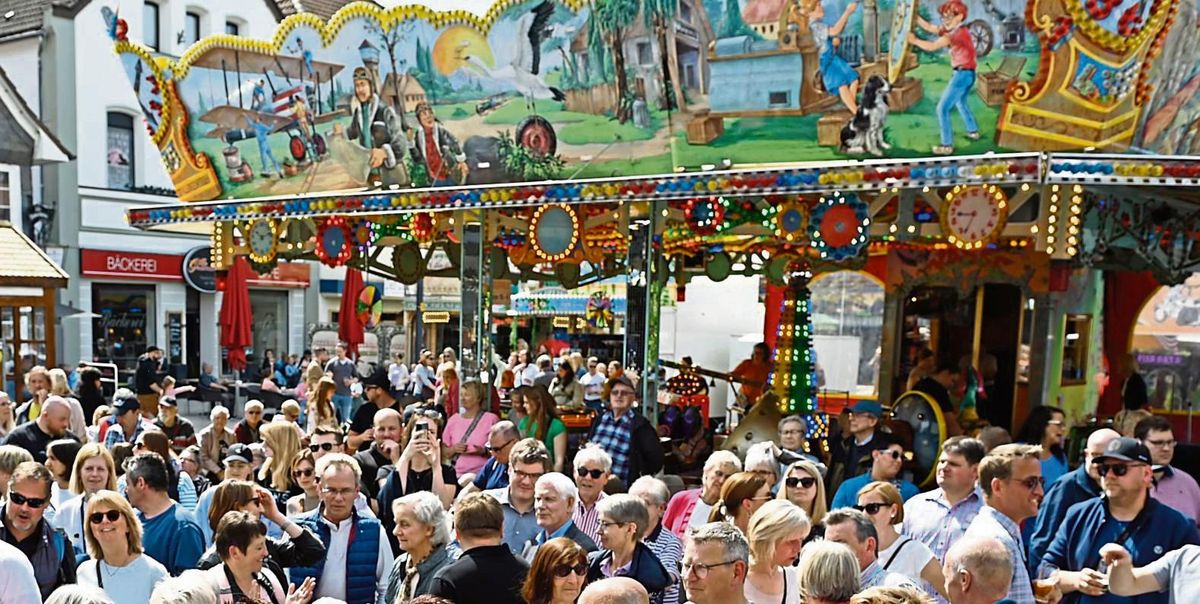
[82, 249, 181, 375]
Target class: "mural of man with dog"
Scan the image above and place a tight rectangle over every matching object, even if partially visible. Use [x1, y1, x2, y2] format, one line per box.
[908, 0, 980, 155]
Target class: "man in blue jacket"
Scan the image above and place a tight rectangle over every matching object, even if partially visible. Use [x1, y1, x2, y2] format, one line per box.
[1040, 438, 1200, 604]
[1027, 428, 1120, 572]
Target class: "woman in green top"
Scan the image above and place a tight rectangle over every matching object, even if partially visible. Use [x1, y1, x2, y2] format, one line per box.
[519, 385, 568, 472]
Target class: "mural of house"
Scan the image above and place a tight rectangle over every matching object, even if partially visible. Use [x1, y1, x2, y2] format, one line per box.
[708, 35, 806, 113]
[380, 73, 428, 114]
[742, 0, 788, 40]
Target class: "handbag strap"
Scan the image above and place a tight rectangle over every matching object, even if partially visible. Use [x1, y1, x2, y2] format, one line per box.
[456, 411, 486, 446]
[883, 537, 911, 571]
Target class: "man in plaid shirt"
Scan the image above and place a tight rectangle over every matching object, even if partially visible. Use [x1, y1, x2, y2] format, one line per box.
[586, 376, 663, 486]
[104, 390, 146, 448]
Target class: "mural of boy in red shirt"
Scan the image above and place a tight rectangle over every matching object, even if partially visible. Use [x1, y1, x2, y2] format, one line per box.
[909, 0, 981, 155]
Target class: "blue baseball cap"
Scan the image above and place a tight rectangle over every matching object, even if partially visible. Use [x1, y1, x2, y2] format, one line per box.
[847, 401, 883, 416]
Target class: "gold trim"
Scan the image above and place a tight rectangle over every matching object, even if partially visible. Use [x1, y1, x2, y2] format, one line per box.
[1000, 121, 1135, 148]
[113, 41, 171, 145]
[1005, 102, 1139, 130]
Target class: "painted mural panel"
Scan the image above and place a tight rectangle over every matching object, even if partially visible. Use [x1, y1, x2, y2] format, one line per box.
[104, 0, 1192, 201]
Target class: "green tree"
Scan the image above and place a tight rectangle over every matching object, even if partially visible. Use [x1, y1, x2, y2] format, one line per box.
[719, 0, 760, 39]
[593, 0, 640, 122]
[644, 0, 685, 111]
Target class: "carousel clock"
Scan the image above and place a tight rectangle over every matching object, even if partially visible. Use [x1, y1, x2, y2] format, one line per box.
[941, 184, 1009, 248]
[245, 218, 278, 264]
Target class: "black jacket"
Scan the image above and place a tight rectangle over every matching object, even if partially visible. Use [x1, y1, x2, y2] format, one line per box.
[2, 421, 75, 463]
[197, 523, 325, 588]
[588, 411, 665, 483]
[521, 521, 599, 562]
[586, 542, 673, 603]
[427, 543, 529, 604]
[0, 511, 76, 600]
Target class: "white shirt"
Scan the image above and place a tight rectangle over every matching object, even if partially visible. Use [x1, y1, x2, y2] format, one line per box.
[520, 364, 541, 387]
[690, 499, 715, 529]
[312, 513, 394, 603]
[877, 535, 938, 596]
[78, 555, 169, 604]
[0, 540, 39, 604]
[389, 363, 410, 390]
[580, 372, 607, 401]
[51, 494, 88, 556]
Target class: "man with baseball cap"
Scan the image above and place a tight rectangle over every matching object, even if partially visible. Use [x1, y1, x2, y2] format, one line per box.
[104, 389, 146, 448]
[830, 400, 895, 490]
[1039, 437, 1200, 604]
[586, 376, 663, 485]
[347, 368, 401, 454]
[193, 443, 258, 546]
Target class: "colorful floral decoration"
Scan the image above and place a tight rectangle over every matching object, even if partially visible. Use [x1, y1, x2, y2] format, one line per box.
[410, 213, 437, 244]
[315, 216, 353, 267]
[685, 197, 725, 236]
[352, 220, 375, 249]
[769, 276, 818, 415]
[585, 291, 614, 329]
[810, 192, 870, 261]
[775, 199, 809, 243]
[356, 284, 384, 329]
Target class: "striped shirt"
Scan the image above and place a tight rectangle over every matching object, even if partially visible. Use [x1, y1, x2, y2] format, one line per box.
[573, 492, 608, 545]
[903, 486, 984, 561]
[963, 505, 1035, 604]
[645, 524, 684, 604]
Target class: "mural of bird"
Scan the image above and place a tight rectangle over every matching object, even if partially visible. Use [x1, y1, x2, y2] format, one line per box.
[460, 0, 565, 111]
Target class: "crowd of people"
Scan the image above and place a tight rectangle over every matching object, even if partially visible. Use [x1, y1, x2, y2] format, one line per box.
[0, 343, 1197, 604]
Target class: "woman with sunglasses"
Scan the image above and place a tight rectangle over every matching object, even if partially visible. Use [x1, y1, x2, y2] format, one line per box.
[588, 494, 673, 602]
[383, 491, 454, 603]
[1015, 405, 1068, 487]
[77, 490, 170, 604]
[855, 482, 948, 601]
[746, 500, 810, 604]
[708, 471, 772, 534]
[286, 450, 320, 515]
[521, 385, 568, 472]
[522, 537, 589, 604]
[52, 443, 118, 557]
[778, 460, 828, 544]
[195, 480, 325, 589]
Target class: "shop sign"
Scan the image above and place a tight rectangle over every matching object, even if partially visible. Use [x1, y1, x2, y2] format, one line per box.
[81, 249, 183, 281]
[182, 247, 217, 294]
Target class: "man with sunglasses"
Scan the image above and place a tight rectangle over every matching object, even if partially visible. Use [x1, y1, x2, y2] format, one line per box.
[963, 443, 1047, 604]
[484, 438, 552, 554]
[0, 462, 76, 599]
[1027, 428, 1120, 575]
[1135, 416, 1200, 527]
[831, 441, 919, 510]
[573, 444, 613, 545]
[1039, 437, 1199, 604]
[904, 436, 987, 561]
[348, 368, 401, 454]
[460, 421, 520, 499]
[825, 508, 917, 590]
[681, 521, 752, 604]
[309, 426, 346, 462]
[830, 401, 896, 493]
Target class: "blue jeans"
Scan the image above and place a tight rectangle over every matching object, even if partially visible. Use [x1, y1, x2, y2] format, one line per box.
[332, 394, 353, 424]
[938, 69, 978, 146]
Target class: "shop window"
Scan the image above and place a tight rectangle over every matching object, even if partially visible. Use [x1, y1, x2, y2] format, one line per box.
[143, 2, 160, 50]
[1061, 314, 1091, 385]
[225, 21, 240, 36]
[1131, 273, 1200, 410]
[184, 11, 201, 46]
[107, 113, 134, 190]
[1, 305, 49, 402]
[249, 290, 288, 373]
[811, 271, 885, 396]
[92, 285, 155, 373]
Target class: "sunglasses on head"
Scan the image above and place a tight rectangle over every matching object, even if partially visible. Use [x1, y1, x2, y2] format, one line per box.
[786, 476, 817, 489]
[89, 510, 122, 524]
[554, 563, 589, 578]
[309, 443, 335, 452]
[577, 467, 605, 479]
[8, 492, 47, 508]
[1096, 463, 1144, 477]
[853, 502, 889, 515]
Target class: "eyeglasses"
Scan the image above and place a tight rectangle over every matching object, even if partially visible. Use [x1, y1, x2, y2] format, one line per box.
[554, 563, 589, 578]
[786, 476, 817, 489]
[8, 492, 48, 508]
[321, 487, 356, 499]
[1096, 463, 1146, 478]
[89, 510, 122, 524]
[513, 468, 545, 483]
[1146, 439, 1177, 449]
[485, 439, 516, 454]
[598, 520, 629, 531]
[680, 559, 738, 579]
[1010, 475, 1045, 490]
[853, 502, 889, 515]
[309, 443, 336, 452]
[292, 468, 314, 478]
[577, 467, 605, 479]
[880, 450, 903, 460]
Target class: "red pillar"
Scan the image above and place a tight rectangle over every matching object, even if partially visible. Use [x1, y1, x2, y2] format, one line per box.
[1099, 271, 1160, 416]
[764, 284, 786, 350]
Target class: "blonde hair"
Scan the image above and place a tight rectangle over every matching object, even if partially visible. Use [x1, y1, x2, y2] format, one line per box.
[777, 460, 828, 524]
[798, 540, 860, 602]
[69, 443, 117, 495]
[857, 481, 904, 525]
[259, 422, 301, 491]
[48, 368, 71, 396]
[979, 443, 1042, 496]
[851, 586, 935, 604]
[84, 490, 143, 560]
[747, 500, 810, 566]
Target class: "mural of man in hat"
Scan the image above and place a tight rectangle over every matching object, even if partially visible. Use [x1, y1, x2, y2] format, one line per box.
[407, 101, 468, 186]
[336, 66, 409, 186]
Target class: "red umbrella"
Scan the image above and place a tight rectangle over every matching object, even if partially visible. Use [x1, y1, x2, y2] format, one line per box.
[219, 256, 253, 371]
[338, 268, 365, 357]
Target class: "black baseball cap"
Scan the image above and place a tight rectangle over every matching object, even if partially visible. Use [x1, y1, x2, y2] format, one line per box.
[113, 392, 141, 415]
[224, 443, 252, 465]
[361, 367, 391, 390]
[1092, 437, 1152, 465]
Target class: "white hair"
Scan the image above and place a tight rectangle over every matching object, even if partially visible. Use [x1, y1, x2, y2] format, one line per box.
[149, 570, 219, 604]
[393, 491, 452, 547]
[210, 406, 230, 421]
[536, 472, 579, 503]
[244, 400, 264, 412]
[45, 585, 115, 604]
[629, 476, 670, 507]
[744, 441, 778, 474]
[705, 450, 743, 473]
[574, 443, 613, 472]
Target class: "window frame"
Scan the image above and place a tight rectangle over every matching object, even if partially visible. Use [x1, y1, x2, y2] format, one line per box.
[143, 1, 160, 51]
[225, 20, 240, 36]
[184, 11, 202, 46]
[106, 112, 136, 190]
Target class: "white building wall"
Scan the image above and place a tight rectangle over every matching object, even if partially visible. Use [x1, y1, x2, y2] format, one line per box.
[0, 37, 41, 110]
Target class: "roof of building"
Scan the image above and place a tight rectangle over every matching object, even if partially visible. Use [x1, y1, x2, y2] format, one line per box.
[0, 0, 53, 41]
[0, 64, 72, 164]
[0, 224, 69, 286]
[271, 0, 381, 20]
[741, 0, 788, 24]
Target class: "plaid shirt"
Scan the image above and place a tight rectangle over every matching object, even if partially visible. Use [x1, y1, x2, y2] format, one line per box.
[902, 486, 984, 561]
[964, 505, 1035, 604]
[645, 523, 684, 604]
[104, 419, 144, 449]
[572, 491, 608, 545]
[590, 411, 634, 482]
